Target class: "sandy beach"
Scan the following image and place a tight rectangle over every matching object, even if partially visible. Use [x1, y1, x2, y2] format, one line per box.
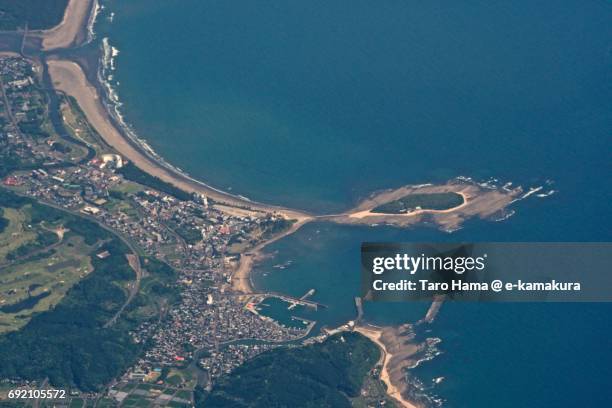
[40, 5, 526, 405]
[348, 191, 469, 219]
[46, 58, 521, 298]
[355, 326, 420, 408]
[45, 55, 519, 326]
[231, 217, 311, 294]
[47, 57, 317, 297]
[353, 299, 445, 408]
[46, 58, 311, 222]
[34, 0, 95, 51]
[44, 38, 520, 301]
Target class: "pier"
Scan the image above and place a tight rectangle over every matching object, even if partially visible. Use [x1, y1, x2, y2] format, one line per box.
[244, 291, 327, 310]
[288, 288, 316, 310]
[354, 297, 364, 323]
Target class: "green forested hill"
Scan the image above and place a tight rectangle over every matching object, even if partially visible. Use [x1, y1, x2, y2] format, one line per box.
[0, 0, 68, 30]
[204, 332, 380, 408]
[0, 189, 179, 390]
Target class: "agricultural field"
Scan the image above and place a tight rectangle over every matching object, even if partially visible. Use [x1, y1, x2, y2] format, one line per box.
[110, 381, 192, 408]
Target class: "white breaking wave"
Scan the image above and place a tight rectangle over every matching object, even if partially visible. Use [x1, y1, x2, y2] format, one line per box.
[101, 37, 119, 71]
[536, 190, 556, 198]
[97, 32, 254, 201]
[493, 209, 516, 222]
[520, 186, 543, 199]
[85, 0, 101, 44]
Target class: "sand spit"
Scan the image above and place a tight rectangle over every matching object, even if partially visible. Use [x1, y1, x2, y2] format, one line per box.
[46, 58, 311, 222]
[231, 181, 522, 294]
[0, 51, 21, 57]
[32, 0, 95, 51]
[330, 181, 522, 232]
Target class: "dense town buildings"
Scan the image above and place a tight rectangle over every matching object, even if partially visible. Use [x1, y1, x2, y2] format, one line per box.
[0, 55, 312, 401]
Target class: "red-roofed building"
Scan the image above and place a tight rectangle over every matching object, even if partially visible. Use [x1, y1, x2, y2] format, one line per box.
[3, 176, 20, 186]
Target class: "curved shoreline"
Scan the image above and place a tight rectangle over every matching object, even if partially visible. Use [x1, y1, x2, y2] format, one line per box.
[231, 217, 311, 294]
[348, 191, 469, 219]
[46, 58, 312, 222]
[11, 4, 536, 407]
[31, 0, 95, 51]
[46, 53, 524, 300]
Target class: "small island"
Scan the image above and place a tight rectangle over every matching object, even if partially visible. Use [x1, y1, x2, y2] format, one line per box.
[371, 192, 464, 214]
[329, 181, 522, 232]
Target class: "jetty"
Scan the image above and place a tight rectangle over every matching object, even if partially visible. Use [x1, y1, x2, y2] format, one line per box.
[288, 288, 316, 310]
[354, 297, 364, 323]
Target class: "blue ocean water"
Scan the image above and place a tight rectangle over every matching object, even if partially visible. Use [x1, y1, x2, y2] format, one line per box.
[98, 0, 612, 406]
[251, 216, 612, 407]
[101, 0, 611, 219]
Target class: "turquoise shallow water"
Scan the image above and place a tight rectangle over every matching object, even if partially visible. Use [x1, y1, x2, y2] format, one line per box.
[98, 0, 612, 406]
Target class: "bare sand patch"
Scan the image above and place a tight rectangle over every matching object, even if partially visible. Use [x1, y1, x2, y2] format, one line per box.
[355, 325, 421, 408]
[35, 0, 94, 51]
[0, 51, 21, 57]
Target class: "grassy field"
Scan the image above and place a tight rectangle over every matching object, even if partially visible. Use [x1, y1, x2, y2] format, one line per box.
[0, 201, 101, 333]
[0, 190, 180, 391]
[371, 192, 464, 214]
[95, 398, 117, 407]
[110, 180, 145, 196]
[101, 196, 139, 217]
[122, 389, 191, 407]
[0, 233, 93, 333]
[104, 364, 196, 407]
[165, 368, 196, 389]
[60, 97, 113, 155]
[0, 207, 36, 262]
